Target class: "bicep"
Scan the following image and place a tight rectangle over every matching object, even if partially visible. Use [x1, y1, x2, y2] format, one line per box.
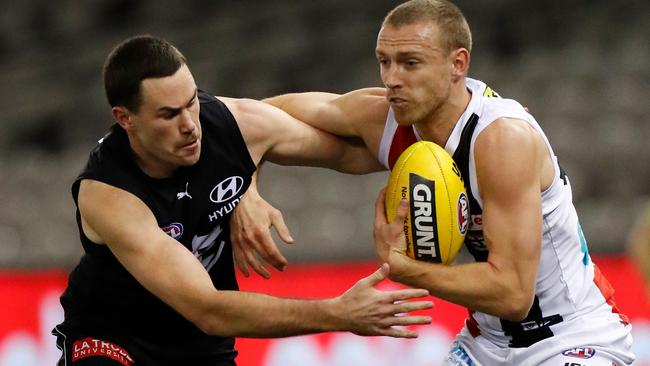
[78, 180, 215, 324]
[475, 120, 542, 283]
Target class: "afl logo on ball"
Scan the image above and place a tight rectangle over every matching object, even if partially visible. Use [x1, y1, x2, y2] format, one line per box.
[162, 223, 184, 239]
[210, 176, 244, 203]
[457, 192, 469, 235]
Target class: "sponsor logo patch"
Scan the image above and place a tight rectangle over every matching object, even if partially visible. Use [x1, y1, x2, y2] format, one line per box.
[409, 173, 440, 262]
[191, 225, 226, 271]
[210, 176, 244, 203]
[457, 192, 469, 235]
[177, 181, 192, 200]
[562, 347, 596, 359]
[71, 337, 134, 365]
[162, 222, 184, 239]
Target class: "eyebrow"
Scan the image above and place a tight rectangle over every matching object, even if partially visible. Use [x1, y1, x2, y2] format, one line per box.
[156, 88, 198, 114]
[375, 50, 425, 59]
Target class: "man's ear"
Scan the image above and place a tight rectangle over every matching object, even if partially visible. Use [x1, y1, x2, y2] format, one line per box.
[451, 48, 470, 82]
[112, 106, 133, 129]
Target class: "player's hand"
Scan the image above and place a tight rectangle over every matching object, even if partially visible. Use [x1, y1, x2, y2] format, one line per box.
[230, 184, 294, 279]
[373, 188, 409, 264]
[334, 264, 433, 338]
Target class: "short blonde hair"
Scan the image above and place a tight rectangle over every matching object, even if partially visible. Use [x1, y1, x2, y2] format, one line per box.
[383, 0, 472, 53]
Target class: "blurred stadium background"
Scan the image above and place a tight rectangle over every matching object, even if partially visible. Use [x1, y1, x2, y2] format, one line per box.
[1, 0, 648, 365]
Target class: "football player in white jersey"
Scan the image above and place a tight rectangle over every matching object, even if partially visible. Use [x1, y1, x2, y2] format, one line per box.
[232, 0, 635, 364]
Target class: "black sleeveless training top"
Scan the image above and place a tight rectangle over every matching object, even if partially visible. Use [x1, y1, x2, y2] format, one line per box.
[59, 91, 256, 359]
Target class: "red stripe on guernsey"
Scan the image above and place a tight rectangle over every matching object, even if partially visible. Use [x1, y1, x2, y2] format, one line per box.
[593, 264, 630, 325]
[465, 310, 481, 337]
[388, 125, 418, 169]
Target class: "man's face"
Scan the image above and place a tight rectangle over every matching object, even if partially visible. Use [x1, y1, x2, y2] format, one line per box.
[127, 64, 202, 176]
[376, 22, 454, 125]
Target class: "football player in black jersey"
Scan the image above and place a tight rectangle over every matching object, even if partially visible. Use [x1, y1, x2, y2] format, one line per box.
[53, 35, 433, 365]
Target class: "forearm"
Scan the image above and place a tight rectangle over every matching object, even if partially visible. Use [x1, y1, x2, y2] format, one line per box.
[389, 257, 532, 321]
[263, 92, 358, 137]
[199, 290, 340, 337]
[264, 93, 332, 127]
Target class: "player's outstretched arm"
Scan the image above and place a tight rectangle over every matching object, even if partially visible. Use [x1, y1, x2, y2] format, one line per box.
[263, 88, 386, 137]
[222, 96, 383, 173]
[78, 179, 432, 338]
[373, 118, 543, 321]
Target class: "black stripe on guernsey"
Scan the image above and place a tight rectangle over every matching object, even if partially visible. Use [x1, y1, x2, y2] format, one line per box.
[451, 113, 481, 215]
[455, 112, 565, 347]
[500, 296, 563, 348]
[451, 113, 486, 262]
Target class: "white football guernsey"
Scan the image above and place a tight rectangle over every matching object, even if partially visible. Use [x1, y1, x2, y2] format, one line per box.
[378, 78, 634, 365]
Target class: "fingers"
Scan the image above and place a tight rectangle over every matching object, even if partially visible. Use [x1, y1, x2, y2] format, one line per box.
[394, 199, 408, 223]
[384, 314, 433, 327]
[254, 229, 289, 271]
[232, 246, 250, 277]
[373, 301, 434, 339]
[244, 249, 271, 279]
[270, 209, 294, 245]
[386, 288, 430, 302]
[374, 187, 388, 227]
[359, 263, 389, 287]
[389, 300, 434, 314]
[377, 327, 420, 338]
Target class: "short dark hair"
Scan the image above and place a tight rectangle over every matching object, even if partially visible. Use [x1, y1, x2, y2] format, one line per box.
[383, 0, 472, 54]
[103, 35, 187, 112]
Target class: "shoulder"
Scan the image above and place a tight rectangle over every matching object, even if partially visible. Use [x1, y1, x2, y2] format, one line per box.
[217, 97, 280, 129]
[473, 96, 535, 147]
[480, 97, 528, 121]
[476, 117, 537, 152]
[474, 118, 542, 188]
[73, 126, 132, 194]
[215, 97, 289, 165]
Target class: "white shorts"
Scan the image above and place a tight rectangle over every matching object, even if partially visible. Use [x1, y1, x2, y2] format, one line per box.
[443, 318, 634, 366]
[444, 342, 627, 366]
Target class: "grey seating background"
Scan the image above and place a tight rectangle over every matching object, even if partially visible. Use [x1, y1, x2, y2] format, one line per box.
[0, 0, 648, 268]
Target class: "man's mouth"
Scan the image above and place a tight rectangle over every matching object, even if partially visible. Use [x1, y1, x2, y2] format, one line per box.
[389, 96, 408, 107]
[181, 139, 198, 149]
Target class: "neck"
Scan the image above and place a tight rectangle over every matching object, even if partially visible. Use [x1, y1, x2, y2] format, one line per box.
[415, 80, 471, 147]
[128, 137, 175, 179]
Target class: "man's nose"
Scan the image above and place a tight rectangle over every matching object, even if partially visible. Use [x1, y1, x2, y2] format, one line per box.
[179, 109, 196, 134]
[383, 64, 402, 89]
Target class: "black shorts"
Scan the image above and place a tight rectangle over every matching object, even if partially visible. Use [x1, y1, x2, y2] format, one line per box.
[52, 324, 237, 366]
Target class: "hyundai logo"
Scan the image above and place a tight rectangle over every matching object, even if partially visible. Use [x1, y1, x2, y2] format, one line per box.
[210, 176, 244, 203]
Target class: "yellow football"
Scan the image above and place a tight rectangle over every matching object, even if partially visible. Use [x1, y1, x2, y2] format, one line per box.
[385, 141, 469, 264]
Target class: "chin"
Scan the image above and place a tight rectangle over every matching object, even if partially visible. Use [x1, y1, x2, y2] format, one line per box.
[393, 112, 417, 126]
[180, 151, 201, 167]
